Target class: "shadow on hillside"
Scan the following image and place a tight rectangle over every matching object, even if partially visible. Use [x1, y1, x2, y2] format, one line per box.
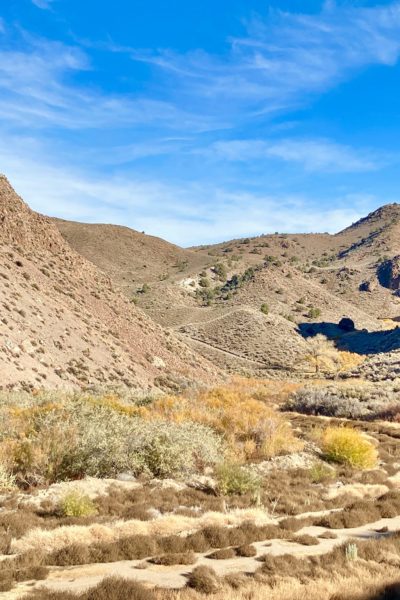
[364, 581, 400, 600]
[297, 321, 400, 355]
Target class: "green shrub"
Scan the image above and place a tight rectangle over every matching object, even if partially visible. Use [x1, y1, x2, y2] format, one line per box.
[321, 427, 378, 469]
[215, 463, 261, 497]
[60, 491, 97, 518]
[260, 303, 269, 315]
[138, 283, 150, 294]
[308, 462, 336, 483]
[308, 307, 321, 319]
[199, 277, 210, 288]
[213, 263, 227, 281]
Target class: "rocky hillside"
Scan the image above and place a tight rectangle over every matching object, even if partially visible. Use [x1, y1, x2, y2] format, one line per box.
[0, 176, 219, 391]
[48, 197, 400, 376]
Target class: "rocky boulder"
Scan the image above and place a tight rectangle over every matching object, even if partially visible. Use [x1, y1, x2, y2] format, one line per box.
[338, 317, 355, 332]
[377, 256, 400, 290]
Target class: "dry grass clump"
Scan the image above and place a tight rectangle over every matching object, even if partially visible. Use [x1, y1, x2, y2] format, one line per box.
[0, 572, 13, 593]
[0, 463, 16, 491]
[208, 547, 236, 560]
[308, 462, 336, 483]
[314, 491, 400, 529]
[235, 522, 287, 544]
[259, 552, 325, 579]
[292, 534, 319, 546]
[318, 530, 338, 539]
[223, 572, 249, 589]
[252, 467, 348, 516]
[375, 491, 400, 518]
[49, 543, 92, 566]
[0, 531, 11, 555]
[279, 517, 312, 532]
[0, 508, 42, 542]
[150, 551, 197, 565]
[0, 564, 49, 593]
[235, 544, 257, 557]
[187, 565, 221, 594]
[201, 526, 231, 549]
[27, 577, 157, 600]
[115, 535, 159, 560]
[30, 519, 285, 568]
[184, 531, 210, 553]
[172, 564, 400, 600]
[356, 532, 400, 563]
[321, 427, 378, 469]
[12, 506, 274, 556]
[96, 484, 226, 521]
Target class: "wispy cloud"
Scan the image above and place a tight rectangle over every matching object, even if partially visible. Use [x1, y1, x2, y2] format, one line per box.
[31, 0, 55, 10]
[0, 33, 216, 132]
[0, 133, 380, 246]
[133, 2, 400, 118]
[0, 4, 398, 244]
[209, 138, 384, 172]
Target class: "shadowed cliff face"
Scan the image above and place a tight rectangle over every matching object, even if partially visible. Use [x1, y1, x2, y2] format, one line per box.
[377, 256, 400, 291]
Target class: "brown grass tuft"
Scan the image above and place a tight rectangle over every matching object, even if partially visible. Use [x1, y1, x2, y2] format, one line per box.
[236, 544, 257, 557]
[293, 534, 320, 546]
[149, 551, 197, 566]
[187, 565, 221, 594]
[208, 547, 236, 560]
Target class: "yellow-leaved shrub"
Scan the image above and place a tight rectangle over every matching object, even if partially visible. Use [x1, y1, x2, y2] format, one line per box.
[133, 387, 303, 460]
[321, 427, 378, 470]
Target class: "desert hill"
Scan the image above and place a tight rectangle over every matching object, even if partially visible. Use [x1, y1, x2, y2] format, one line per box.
[54, 218, 211, 293]
[0, 176, 219, 391]
[49, 198, 400, 376]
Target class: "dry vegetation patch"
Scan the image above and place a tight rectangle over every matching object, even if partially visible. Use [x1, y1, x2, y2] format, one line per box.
[286, 382, 400, 421]
[321, 427, 378, 469]
[135, 386, 303, 460]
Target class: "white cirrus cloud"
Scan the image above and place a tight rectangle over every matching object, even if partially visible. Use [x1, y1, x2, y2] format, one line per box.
[31, 0, 55, 10]
[0, 133, 382, 246]
[0, 33, 218, 132]
[209, 138, 385, 172]
[132, 2, 400, 118]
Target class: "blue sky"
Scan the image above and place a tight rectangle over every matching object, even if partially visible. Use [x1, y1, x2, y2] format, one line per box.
[1, 0, 400, 245]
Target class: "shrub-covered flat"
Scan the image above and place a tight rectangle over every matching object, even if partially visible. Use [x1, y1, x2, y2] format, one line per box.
[0, 379, 400, 599]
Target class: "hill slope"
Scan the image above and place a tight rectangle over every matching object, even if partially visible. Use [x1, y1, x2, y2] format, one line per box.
[54, 218, 211, 293]
[0, 176, 218, 391]
[51, 201, 400, 376]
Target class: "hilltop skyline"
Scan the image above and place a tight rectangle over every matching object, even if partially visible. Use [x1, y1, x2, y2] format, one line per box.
[1, 0, 400, 244]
